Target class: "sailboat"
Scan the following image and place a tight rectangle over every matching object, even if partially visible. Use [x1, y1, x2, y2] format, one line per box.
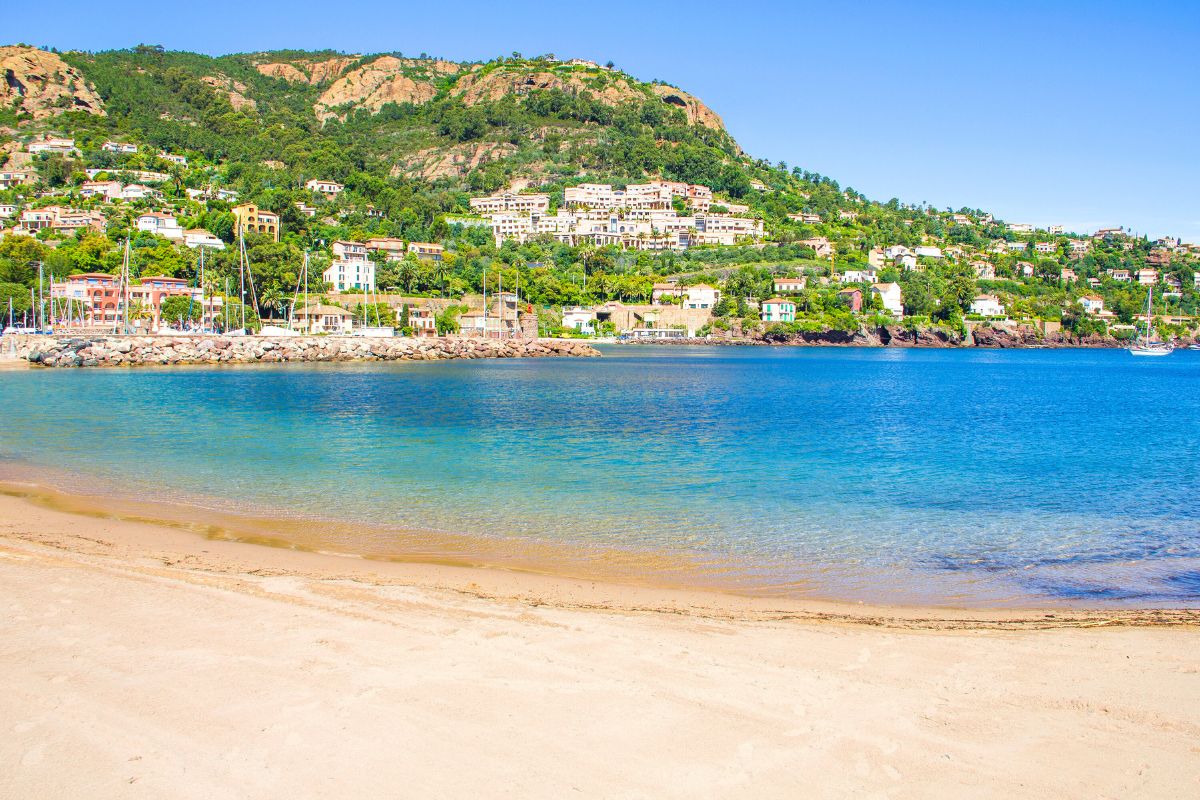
[1129, 286, 1174, 357]
[225, 233, 260, 336]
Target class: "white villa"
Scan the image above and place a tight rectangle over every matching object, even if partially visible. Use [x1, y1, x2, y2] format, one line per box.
[28, 137, 76, 155]
[136, 211, 184, 241]
[871, 283, 904, 317]
[682, 284, 721, 310]
[970, 294, 1006, 317]
[183, 229, 225, 250]
[841, 268, 877, 284]
[561, 306, 597, 334]
[305, 178, 344, 197]
[294, 304, 354, 334]
[760, 298, 795, 323]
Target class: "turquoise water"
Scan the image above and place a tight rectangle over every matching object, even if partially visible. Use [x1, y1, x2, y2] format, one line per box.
[1, 345, 1198, 606]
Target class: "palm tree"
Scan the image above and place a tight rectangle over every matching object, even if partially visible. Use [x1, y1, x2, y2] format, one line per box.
[259, 286, 284, 321]
[398, 255, 419, 294]
[126, 300, 149, 331]
[432, 260, 449, 297]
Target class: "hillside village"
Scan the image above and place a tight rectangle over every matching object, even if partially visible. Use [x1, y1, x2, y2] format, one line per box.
[2, 44, 1199, 344]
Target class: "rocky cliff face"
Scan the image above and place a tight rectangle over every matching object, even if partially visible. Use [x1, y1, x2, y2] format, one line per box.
[201, 74, 257, 112]
[0, 46, 105, 119]
[314, 56, 445, 121]
[968, 325, 1127, 348]
[452, 66, 644, 106]
[649, 85, 725, 131]
[255, 56, 358, 85]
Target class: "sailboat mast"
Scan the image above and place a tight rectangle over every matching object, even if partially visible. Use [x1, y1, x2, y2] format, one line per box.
[239, 234, 246, 331]
[37, 262, 44, 331]
[199, 246, 206, 331]
[124, 239, 132, 335]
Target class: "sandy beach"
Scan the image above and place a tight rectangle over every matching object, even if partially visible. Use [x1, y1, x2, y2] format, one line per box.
[2, 490, 1198, 799]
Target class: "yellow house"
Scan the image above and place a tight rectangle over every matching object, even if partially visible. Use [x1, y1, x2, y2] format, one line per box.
[232, 203, 280, 242]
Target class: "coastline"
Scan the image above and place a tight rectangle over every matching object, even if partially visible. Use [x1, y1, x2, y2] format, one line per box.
[2, 485, 1199, 798]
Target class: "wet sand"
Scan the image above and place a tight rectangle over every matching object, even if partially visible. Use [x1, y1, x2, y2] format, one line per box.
[2, 491, 1199, 798]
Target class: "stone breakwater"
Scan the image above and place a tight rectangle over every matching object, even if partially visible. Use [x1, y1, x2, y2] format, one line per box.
[2, 335, 600, 367]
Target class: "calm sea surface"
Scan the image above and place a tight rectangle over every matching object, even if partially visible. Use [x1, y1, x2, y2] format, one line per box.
[2, 345, 1198, 606]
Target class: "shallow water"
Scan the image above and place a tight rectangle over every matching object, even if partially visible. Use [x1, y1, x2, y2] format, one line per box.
[1, 345, 1198, 606]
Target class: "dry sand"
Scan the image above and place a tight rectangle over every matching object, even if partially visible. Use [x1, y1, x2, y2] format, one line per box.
[1, 491, 1198, 799]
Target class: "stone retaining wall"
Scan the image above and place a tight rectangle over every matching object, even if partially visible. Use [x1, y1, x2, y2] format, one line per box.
[1, 335, 600, 368]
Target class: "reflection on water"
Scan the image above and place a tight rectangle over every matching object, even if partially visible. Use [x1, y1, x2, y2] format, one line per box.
[1, 345, 1198, 607]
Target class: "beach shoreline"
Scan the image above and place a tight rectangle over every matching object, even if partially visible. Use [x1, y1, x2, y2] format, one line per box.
[1, 484, 1195, 629]
[2, 484, 1199, 798]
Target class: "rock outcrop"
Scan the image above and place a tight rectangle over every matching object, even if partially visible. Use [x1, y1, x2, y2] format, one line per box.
[6, 335, 599, 368]
[968, 324, 1127, 348]
[201, 75, 257, 112]
[649, 85, 725, 131]
[315, 57, 441, 121]
[0, 46, 105, 120]
[451, 67, 645, 108]
[255, 57, 357, 85]
[390, 141, 518, 181]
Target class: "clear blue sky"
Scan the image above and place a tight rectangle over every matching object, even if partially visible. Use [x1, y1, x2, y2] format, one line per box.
[10, 0, 1199, 240]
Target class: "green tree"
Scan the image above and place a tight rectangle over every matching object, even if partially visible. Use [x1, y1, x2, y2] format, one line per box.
[159, 294, 202, 325]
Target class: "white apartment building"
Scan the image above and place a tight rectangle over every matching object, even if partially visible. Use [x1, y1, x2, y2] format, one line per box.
[324, 241, 376, 292]
[102, 141, 138, 154]
[564, 183, 673, 211]
[469, 192, 550, 214]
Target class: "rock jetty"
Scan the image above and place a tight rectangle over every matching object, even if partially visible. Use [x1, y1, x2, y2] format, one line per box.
[3, 334, 600, 368]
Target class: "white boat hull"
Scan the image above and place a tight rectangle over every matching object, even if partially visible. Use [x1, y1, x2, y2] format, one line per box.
[1129, 347, 1173, 357]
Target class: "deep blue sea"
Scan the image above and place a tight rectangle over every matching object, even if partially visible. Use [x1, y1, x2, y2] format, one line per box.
[2, 345, 1198, 606]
